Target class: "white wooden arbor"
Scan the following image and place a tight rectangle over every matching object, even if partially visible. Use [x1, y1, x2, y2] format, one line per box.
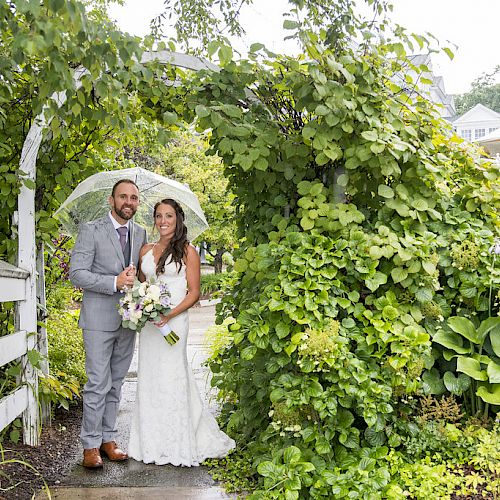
[0, 51, 218, 445]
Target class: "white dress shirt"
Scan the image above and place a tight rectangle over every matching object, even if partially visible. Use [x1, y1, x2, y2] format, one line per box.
[109, 212, 130, 292]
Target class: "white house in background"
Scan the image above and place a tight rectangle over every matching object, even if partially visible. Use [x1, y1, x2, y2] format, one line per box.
[475, 127, 500, 163]
[452, 103, 500, 142]
[428, 75, 456, 121]
[395, 54, 456, 120]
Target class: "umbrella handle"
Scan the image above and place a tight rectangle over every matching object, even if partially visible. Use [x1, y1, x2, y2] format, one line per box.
[129, 221, 134, 268]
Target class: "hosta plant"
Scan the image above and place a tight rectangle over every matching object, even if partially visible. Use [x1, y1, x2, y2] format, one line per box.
[425, 316, 500, 413]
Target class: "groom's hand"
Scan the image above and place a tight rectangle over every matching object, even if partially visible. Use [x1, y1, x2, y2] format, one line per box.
[117, 266, 135, 291]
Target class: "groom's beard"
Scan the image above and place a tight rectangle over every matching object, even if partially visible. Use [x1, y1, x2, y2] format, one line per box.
[115, 205, 137, 220]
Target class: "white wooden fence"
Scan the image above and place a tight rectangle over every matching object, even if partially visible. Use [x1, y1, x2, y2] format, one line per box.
[0, 71, 80, 446]
[0, 261, 39, 445]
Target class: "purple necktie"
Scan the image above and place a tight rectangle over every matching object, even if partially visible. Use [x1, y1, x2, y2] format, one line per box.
[117, 226, 128, 252]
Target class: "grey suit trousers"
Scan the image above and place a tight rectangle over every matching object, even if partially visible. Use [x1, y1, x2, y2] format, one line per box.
[80, 327, 136, 449]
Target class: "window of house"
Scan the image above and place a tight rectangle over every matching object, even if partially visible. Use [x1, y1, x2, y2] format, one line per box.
[475, 129, 486, 139]
[460, 129, 472, 141]
[490, 127, 498, 134]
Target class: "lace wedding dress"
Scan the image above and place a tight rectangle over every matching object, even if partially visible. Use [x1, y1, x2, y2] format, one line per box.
[128, 248, 235, 466]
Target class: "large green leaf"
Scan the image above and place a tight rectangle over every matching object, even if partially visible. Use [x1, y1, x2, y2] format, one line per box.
[415, 287, 433, 302]
[336, 408, 354, 429]
[456, 356, 488, 381]
[432, 331, 469, 354]
[448, 316, 481, 344]
[476, 384, 500, 405]
[365, 428, 386, 447]
[477, 317, 500, 344]
[365, 272, 388, 291]
[386, 198, 410, 216]
[487, 360, 500, 383]
[422, 368, 446, 395]
[378, 185, 394, 199]
[257, 460, 279, 478]
[283, 446, 301, 464]
[443, 371, 471, 395]
[241, 345, 257, 360]
[339, 429, 360, 449]
[391, 267, 408, 283]
[490, 322, 500, 357]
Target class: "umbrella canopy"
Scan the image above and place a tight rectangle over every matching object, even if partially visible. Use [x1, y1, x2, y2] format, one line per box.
[54, 167, 209, 242]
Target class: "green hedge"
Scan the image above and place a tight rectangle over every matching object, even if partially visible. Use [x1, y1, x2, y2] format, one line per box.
[46, 308, 86, 387]
[41, 281, 86, 409]
[200, 271, 236, 297]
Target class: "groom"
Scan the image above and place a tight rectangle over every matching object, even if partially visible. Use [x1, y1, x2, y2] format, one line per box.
[69, 179, 147, 468]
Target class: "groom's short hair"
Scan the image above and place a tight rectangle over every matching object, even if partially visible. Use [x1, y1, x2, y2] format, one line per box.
[111, 179, 139, 197]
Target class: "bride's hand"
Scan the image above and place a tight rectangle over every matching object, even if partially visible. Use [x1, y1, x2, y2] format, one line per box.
[154, 314, 169, 327]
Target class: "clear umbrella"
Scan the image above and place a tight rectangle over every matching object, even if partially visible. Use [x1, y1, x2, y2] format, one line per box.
[54, 167, 209, 265]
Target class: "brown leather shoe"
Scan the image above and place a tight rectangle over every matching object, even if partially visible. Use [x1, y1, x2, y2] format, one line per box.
[100, 441, 128, 461]
[82, 448, 103, 469]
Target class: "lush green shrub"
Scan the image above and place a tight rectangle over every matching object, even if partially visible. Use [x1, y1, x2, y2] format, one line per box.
[46, 281, 82, 310]
[200, 271, 236, 297]
[46, 309, 86, 388]
[43, 281, 86, 409]
[189, 10, 500, 495]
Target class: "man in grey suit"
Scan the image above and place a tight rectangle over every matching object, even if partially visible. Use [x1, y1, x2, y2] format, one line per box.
[70, 179, 147, 469]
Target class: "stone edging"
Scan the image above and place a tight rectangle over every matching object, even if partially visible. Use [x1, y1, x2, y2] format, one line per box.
[199, 298, 221, 308]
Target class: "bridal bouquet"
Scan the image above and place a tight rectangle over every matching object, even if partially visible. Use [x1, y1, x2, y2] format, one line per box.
[118, 279, 179, 345]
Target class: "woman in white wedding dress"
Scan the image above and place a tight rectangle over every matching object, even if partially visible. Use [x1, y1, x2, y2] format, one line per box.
[128, 198, 235, 466]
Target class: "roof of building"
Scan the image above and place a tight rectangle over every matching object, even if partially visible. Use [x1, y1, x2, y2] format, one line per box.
[453, 103, 500, 124]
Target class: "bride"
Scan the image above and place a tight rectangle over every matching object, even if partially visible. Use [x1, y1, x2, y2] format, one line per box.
[128, 198, 235, 466]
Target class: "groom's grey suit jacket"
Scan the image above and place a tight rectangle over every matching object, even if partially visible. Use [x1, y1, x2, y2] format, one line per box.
[69, 215, 147, 331]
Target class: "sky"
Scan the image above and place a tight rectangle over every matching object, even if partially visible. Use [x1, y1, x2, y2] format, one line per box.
[108, 0, 500, 95]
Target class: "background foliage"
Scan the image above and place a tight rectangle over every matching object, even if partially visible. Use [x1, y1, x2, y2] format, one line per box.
[0, 0, 182, 264]
[454, 65, 500, 116]
[114, 124, 238, 272]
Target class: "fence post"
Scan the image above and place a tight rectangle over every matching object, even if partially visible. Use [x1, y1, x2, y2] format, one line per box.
[17, 158, 39, 445]
[36, 245, 51, 422]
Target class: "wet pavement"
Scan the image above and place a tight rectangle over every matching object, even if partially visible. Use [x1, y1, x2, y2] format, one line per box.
[37, 301, 238, 499]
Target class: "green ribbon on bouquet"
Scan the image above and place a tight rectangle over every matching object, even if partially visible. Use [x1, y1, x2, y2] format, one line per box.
[157, 323, 179, 345]
[164, 331, 180, 345]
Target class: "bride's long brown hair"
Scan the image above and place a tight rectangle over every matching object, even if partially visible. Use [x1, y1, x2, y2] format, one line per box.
[154, 198, 189, 275]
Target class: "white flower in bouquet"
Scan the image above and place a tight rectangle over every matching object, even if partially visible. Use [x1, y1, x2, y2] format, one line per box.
[138, 282, 147, 297]
[118, 278, 179, 345]
[146, 284, 161, 302]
